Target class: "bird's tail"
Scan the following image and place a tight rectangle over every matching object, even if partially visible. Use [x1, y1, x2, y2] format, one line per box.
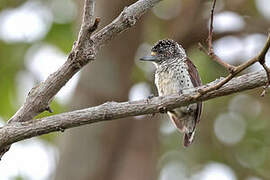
[168, 111, 196, 147]
[183, 129, 196, 147]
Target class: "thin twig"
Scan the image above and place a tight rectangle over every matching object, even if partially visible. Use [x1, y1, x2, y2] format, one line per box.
[208, 0, 216, 52]
[197, 33, 270, 97]
[198, 42, 235, 72]
[197, 0, 270, 97]
[200, 0, 236, 73]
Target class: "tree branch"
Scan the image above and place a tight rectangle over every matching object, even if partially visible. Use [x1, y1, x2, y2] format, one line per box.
[197, 0, 270, 98]
[8, 0, 162, 124]
[1, 0, 269, 161]
[0, 70, 267, 149]
[203, 0, 236, 73]
[91, 0, 161, 49]
[0, 0, 162, 159]
[197, 32, 270, 97]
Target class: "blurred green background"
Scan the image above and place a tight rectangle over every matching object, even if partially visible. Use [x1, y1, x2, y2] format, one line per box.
[0, 0, 270, 180]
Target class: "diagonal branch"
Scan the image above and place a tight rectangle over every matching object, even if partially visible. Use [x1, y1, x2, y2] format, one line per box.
[0, 70, 268, 150]
[1, 0, 162, 160]
[197, 0, 270, 97]
[2, 0, 269, 161]
[197, 33, 270, 96]
[8, 0, 162, 124]
[91, 0, 161, 49]
[8, 0, 99, 124]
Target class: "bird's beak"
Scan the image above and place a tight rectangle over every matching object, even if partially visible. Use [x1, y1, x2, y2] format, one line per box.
[140, 52, 157, 62]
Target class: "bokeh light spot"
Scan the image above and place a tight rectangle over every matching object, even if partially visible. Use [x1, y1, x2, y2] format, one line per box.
[255, 0, 270, 20]
[212, 11, 245, 33]
[213, 36, 244, 64]
[152, 0, 181, 20]
[49, 0, 77, 23]
[0, 140, 58, 180]
[159, 161, 188, 180]
[160, 116, 177, 135]
[193, 162, 237, 180]
[0, 0, 52, 43]
[129, 82, 151, 119]
[229, 94, 262, 118]
[25, 43, 80, 104]
[214, 112, 246, 145]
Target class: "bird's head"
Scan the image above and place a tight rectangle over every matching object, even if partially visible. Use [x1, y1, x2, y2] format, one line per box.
[140, 39, 186, 65]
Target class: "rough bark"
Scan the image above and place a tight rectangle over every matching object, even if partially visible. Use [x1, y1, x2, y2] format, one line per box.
[0, 0, 162, 159]
[54, 0, 158, 179]
[0, 70, 268, 149]
[8, 0, 162, 123]
[1, 0, 269, 166]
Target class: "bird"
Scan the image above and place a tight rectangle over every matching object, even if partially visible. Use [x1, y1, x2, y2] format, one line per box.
[140, 39, 202, 147]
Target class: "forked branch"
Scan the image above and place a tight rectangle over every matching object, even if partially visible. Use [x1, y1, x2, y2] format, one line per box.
[1, 0, 269, 161]
[0, 0, 162, 159]
[198, 0, 270, 97]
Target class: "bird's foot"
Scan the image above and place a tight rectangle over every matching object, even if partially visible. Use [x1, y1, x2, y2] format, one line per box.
[146, 94, 156, 116]
[146, 94, 154, 103]
[158, 107, 168, 114]
[147, 94, 154, 99]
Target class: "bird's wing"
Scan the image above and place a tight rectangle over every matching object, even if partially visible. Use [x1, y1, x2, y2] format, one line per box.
[186, 57, 202, 87]
[186, 57, 203, 123]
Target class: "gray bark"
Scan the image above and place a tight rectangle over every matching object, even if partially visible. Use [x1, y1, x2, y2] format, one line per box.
[54, 0, 158, 179]
[0, 70, 268, 150]
[0, 0, 162, 159]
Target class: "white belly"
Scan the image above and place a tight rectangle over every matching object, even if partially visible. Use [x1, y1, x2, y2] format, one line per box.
[155, 70, 192, 96]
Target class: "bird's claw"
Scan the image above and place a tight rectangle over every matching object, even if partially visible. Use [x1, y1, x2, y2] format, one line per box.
[158, 107, 168, 113]
[147, 94, 154, 99]
[146, 94, 155, 103]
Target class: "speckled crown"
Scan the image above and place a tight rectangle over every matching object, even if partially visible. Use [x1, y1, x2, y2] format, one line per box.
[151, 39, 186, 58]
